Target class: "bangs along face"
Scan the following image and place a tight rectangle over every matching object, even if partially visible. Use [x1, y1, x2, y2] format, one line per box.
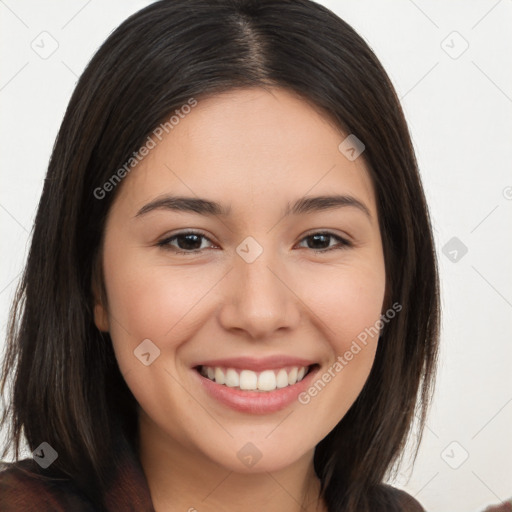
[93, 86, 386, 478]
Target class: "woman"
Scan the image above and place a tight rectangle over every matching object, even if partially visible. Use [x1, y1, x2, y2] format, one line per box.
[0, 1, 440, 510]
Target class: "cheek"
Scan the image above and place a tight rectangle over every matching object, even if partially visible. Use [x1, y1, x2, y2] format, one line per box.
[106, 266, 191, 335]
[294, 264, 385, 430]
[298, 258, 386, 349]
[102, 241, 224, 366]
[101, 247, 203, 422]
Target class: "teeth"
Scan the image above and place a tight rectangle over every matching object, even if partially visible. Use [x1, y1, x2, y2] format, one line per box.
[239, 370, 257, 390]
[199, 365, 311, 392]
[214, 367, 225, 385]
[288, 367, 298, 385]
[258, 370, 276, 391]
[276, 369, 289, 388]
[225, 368, 239, 387]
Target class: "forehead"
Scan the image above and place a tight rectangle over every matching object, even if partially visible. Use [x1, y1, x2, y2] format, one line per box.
[112, 87, 377, 218]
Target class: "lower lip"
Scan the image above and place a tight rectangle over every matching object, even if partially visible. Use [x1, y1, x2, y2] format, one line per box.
[192, 365, 319, 414]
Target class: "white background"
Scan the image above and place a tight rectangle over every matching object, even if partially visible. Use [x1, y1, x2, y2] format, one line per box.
[1, 1, 511, 511]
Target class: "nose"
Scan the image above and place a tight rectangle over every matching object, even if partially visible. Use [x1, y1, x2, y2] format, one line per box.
[217, 245, 301, 339]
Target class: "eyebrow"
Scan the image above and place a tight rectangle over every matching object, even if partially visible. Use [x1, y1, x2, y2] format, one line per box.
[135, 194, 371, 220]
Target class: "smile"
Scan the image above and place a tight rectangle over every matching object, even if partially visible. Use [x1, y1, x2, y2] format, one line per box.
[197, 365, 312, 392]
[192, 360, 321, 414]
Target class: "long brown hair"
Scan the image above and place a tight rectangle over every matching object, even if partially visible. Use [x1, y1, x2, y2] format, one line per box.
[0, 1, 440, 510]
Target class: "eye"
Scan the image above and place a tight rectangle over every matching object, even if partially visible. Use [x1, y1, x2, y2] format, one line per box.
[296, 231, 352, 253]
[157, 230, 352, 255]
[157, 231, 216, 254]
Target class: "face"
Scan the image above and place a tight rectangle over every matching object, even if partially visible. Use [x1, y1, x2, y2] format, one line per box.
[94, 87, 386, 473]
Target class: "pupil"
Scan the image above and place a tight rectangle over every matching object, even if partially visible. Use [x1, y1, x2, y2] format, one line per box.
[309, 234, 329, 249]
[179, 234, 201, 250]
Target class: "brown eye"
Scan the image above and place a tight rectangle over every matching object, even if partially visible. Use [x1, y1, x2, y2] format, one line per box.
[157, 230, 351, 256]
[157, 231, 214, 254]
[297, 232, 351, 253]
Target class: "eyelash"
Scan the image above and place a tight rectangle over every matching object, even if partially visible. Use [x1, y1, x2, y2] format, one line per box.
[156, 230, 352, 255]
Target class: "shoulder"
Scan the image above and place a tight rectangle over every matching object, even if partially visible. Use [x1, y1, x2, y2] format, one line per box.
[0, 458, 96, 512]
[381, 484, 426, 512]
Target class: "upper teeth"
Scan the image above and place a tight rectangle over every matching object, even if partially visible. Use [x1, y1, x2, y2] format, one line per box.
[199, 366, 309, 391]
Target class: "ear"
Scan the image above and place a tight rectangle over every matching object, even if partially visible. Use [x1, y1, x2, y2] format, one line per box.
[92, 269, 110, 332]
[94, 301, 110, 332]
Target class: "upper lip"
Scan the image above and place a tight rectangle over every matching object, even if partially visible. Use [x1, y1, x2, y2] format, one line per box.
[193, 355, 317, 372]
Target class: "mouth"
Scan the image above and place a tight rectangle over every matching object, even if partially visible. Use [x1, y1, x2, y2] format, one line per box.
[193, 363, 319, 392]
[191, 363, 321, 414]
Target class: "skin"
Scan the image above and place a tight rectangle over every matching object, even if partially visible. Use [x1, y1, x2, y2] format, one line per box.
[93, 87, 386, 512]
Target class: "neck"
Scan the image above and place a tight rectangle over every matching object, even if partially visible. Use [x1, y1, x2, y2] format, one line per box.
[137, 411, 326, 512]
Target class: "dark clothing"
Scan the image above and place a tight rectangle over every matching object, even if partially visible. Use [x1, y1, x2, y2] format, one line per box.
[0, 433, 425, 511]
[0, 430, 154, 512]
